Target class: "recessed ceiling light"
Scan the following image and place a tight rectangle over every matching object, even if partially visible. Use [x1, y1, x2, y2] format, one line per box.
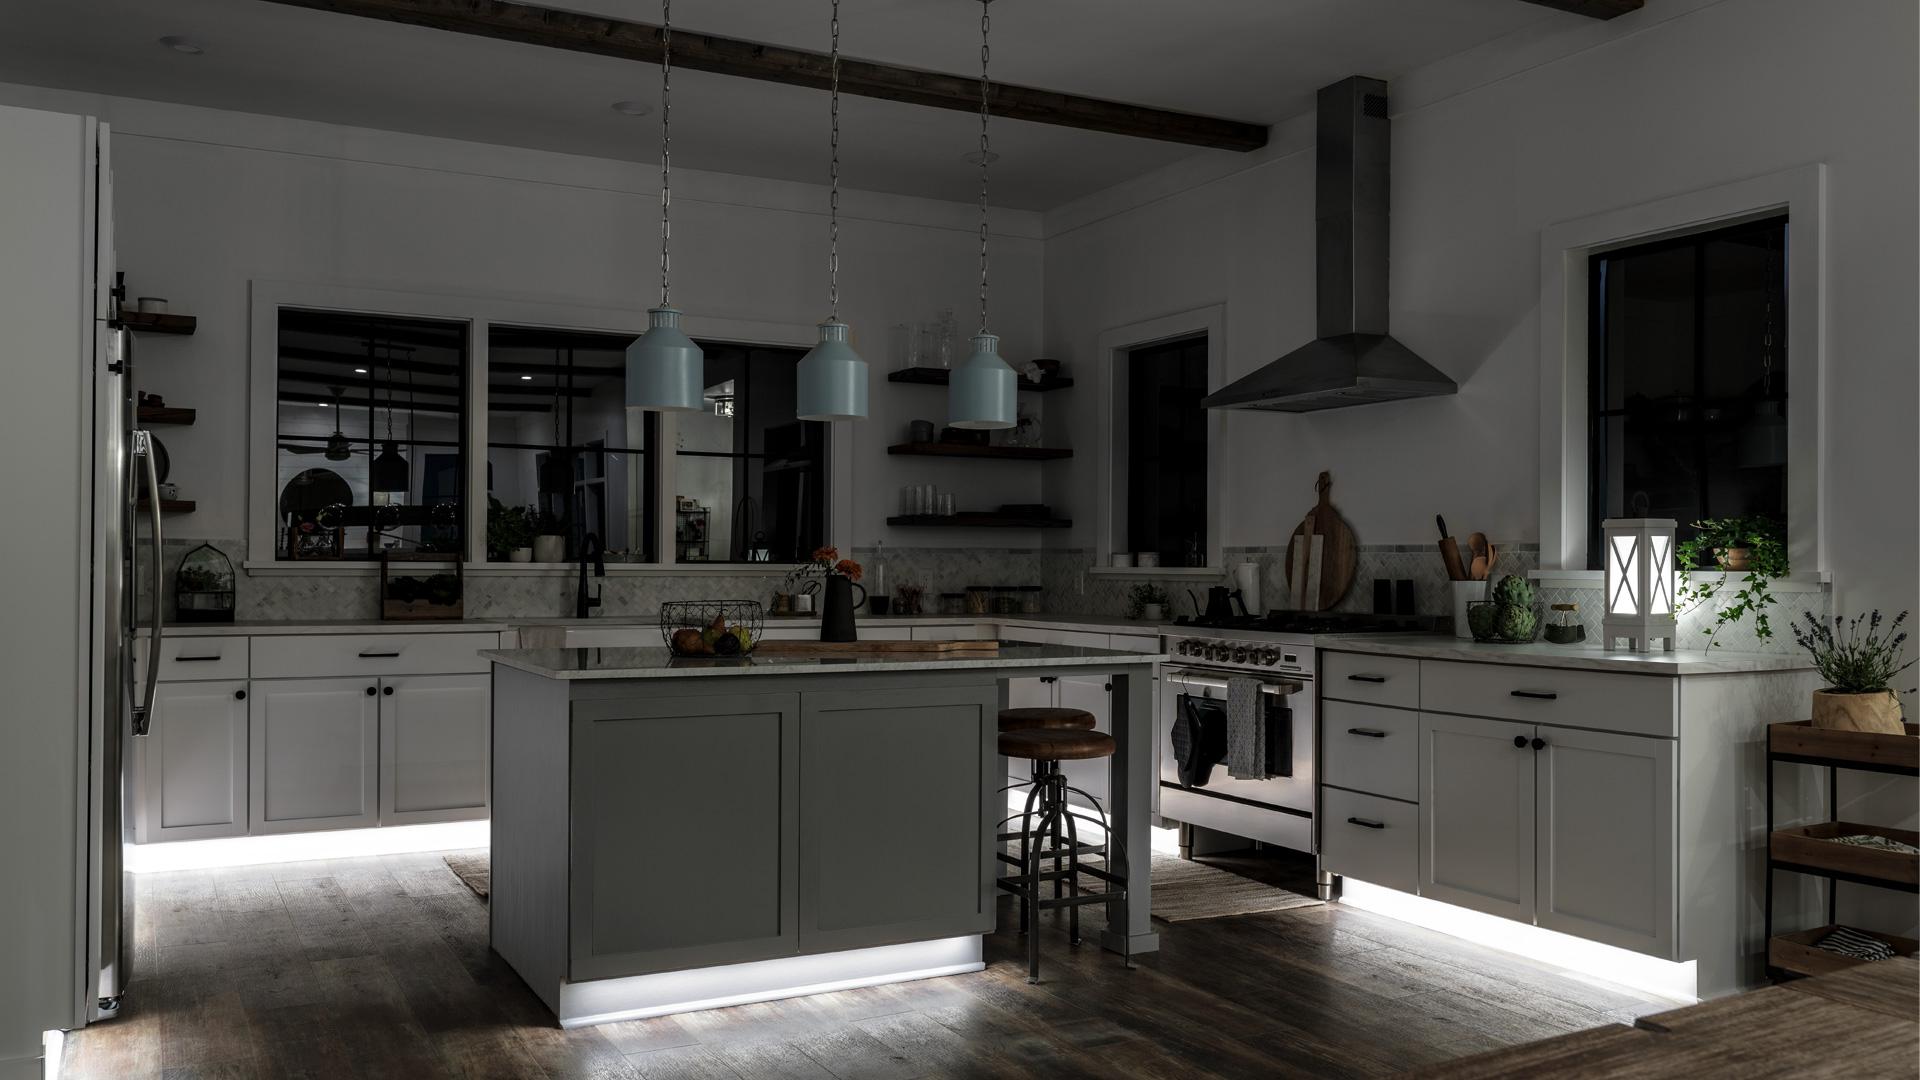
[354, 367, 368, 374]
[962, 149, 1000, 166]
[158, 35, 205, 55]
[316, 402, 330, 408]
[520, 375, 533, 380]
[610, 100, 653, 117]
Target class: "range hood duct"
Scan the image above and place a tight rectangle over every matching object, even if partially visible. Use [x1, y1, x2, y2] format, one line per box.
[1203, 76, 1456, 413]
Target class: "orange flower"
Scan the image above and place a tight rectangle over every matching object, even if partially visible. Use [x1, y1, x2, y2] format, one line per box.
[811, 546, 839, 565]
[834, 559, 863, 582]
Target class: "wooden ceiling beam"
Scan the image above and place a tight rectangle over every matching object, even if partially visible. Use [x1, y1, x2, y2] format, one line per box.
[254, 0, 1269, 152]
[1515, 0, 1643, 19]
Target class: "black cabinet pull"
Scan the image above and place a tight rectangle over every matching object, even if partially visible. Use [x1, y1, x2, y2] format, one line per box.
[382, 685, 395, 696]
[1510, 690, 1558, 701]
[175, 655, 222, 663]
[1347, 674, 1387, 684]
[233, 689, 246, 701]
[1531, 737, 1547, 750]
[358, 650, 401, 659]
[1347, 727, 1388, 738]
[1347, 817, 1385, 830]
[365, 686, 377, 696]
[1513, 735, 1528, 748]
[1039, 676, 1058, 684]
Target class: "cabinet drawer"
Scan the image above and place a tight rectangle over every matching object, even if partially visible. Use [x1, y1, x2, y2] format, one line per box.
[1106, 633, 1162, 655]
[1419, 660, 1676, 737]
[1321, 701, 1418, 802]
[1321, 788, 1417, 894]
[141, 636, 249, 683]
[911, 624, 995, 641]
[1323, 652, 1419, 709]
[250, 632, 497, 679]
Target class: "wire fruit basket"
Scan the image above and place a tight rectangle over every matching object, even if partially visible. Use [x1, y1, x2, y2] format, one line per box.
[660, 600, 764, 658]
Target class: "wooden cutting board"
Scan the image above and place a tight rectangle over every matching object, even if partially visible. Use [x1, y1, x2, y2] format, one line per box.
[1284, 471, 1357, 611]
[755, 639, 999, 656]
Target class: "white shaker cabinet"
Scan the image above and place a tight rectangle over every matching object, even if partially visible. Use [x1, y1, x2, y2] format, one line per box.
[380, 673, 492, 825]
[1534, 726, 1676, 957]
[1418, 712, 1537, 922]
[249, 677, 381, 834]
[136, 680, 249, 842]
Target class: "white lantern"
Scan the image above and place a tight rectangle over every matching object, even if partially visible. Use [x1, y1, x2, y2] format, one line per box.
[1601, 518, 1678, 652]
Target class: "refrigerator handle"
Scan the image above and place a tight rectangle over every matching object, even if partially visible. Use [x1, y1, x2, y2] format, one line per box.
[131, 428, 162, 737]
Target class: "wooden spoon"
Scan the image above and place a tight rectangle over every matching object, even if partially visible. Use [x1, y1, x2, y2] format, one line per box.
[1467, 533, 1490, 581]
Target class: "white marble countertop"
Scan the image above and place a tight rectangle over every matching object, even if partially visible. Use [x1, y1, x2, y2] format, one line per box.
[483, 643, 1165, 680]
[1318, 633, 1811, 675]
[141, 619, 511, 637]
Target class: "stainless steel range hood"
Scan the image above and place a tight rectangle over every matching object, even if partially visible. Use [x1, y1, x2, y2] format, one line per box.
[1203, 76, 1456, 413]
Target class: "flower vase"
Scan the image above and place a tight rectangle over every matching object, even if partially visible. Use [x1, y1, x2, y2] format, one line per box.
[819, 576, 867, 643]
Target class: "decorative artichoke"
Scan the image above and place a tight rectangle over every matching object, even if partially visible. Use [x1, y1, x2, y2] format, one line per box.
[1467, 603, 1501, 640]
[1495, 604, 1538, 642]
[1492, 574, 1534, 610]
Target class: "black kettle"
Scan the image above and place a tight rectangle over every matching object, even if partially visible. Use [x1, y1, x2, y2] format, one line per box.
[1203, 586, 1240, 621]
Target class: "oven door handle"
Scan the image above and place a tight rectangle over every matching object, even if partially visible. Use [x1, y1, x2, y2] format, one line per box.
[1167, 671, 1301, 697]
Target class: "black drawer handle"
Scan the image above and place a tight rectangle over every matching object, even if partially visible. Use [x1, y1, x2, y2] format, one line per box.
[1510, 690, 1558, 701]
[1347, 817, 1385, 830]
[1531, 737, 1547, 751]
[174, 655, 222, 663]
[366, 686, 378, 696]
[1347, 727, 1388, 738]
[1513, 735, 1528, 748]
[358, 650, 402, 659]
[234, 689, 246, 701]
[383, 685, 395, 696]
[1346, 674, 1387, 684]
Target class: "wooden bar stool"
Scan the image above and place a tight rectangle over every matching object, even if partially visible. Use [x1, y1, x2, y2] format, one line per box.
[995, 727, 1130, 983]
[997, 706, 1096, 733]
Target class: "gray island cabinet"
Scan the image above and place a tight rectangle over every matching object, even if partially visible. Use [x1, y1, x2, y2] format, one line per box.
[482, 643, 1163, 1027]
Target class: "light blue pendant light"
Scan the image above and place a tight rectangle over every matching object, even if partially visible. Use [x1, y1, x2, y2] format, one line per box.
[626, 0, 704, 412]
[948, 0, 1015, 431]
[796, 0, 869, 421]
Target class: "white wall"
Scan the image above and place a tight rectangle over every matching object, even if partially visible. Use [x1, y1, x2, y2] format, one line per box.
[1044, 0, 1918, 931]
[0, 81, 1045, 557]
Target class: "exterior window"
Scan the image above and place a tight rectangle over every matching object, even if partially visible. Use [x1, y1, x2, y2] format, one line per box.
[676, 341, 824, 563]
[274, 309, 467, 560]
[1124, 334, 1210, 566]
[1587, 215, 1788, 567]
[485, 325, 657, 563]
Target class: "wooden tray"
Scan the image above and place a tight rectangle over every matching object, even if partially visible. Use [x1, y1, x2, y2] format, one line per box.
[1771, 822, 1919, 888]
[1769, 925, 1920, 979]
[756, 639, 998, 656]
[1770, 720, 1919, 774]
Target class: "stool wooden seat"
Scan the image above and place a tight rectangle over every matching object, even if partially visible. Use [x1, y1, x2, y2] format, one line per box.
[998, 728, 1115, 761]
[997, 706, 1097, 733]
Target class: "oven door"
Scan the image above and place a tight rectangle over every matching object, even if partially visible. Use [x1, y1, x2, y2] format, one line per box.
[1159, 668, 1315, 818]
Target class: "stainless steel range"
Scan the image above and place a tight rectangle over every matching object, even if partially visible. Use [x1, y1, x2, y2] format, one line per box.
[1157, 612, 1435, 881]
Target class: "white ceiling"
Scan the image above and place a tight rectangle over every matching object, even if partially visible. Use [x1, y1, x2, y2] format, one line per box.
[2, 0, 1565, 209]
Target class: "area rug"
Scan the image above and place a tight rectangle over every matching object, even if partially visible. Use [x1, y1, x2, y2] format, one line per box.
[444, 850, 490, 899]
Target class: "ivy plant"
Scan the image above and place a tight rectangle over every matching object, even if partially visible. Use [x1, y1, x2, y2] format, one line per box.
[1675, 515, 1788, 647]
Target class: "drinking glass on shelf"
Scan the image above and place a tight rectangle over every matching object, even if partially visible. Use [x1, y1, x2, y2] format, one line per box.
[939, 493, 956, 517]
[892, 322, 915, 370]
[935, 308, 955, 368]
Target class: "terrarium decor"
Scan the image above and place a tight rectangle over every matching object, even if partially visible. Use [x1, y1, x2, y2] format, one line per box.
[173, 543, 235, 623]
[1601, 518, 1677, 653]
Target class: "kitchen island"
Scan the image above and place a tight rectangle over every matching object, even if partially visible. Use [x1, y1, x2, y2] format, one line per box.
[481, 643, 1163, 1027]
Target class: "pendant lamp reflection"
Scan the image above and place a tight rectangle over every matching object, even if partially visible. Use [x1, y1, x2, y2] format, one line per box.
[947, 0, 1014, 430]
[797, 321, 868, 421]
[370, 441, 409, 492]
[625, 0, 704, 412]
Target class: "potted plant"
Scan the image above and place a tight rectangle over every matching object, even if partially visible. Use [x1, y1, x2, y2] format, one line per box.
[1676, 515, 1787, 647]
[1791, 610, 1914, 735]
[532, 508, 567, 564]
[791, 546, 866, 641]
[1127, 582, 1168, 622]
[486, 498, 536, 562]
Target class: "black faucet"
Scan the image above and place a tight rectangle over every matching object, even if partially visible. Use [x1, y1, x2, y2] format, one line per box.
[576, 532, 604, 618]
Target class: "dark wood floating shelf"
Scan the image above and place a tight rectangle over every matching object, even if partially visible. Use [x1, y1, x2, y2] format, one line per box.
[885, 367, 1073, 392]
[138, 498, 196, 514]
[138, 405, 197, 425]
[887, 442, 1070, 461]
[117, 309, 197, 335]
[887, 513, 1071, 529]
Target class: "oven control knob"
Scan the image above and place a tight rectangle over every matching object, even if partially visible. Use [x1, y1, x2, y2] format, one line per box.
[1204, 643, 1223, 661]
[1231, 647, 1249, 664]
[1260, 649, 1279, 666]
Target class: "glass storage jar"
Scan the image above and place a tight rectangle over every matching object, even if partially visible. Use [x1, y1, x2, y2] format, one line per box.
[1018, 584, 1043, 614]
[940, 592, 967, 615]
[965, 585, 992, 615]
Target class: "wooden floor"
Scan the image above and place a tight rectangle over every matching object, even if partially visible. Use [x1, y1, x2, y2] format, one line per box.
[61, 846, 1673, 1079]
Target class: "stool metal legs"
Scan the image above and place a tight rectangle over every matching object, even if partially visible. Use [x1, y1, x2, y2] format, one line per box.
[996, 760, 1128, 984]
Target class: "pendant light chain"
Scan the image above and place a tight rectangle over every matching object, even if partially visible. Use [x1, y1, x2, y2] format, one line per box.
[977, 0, 991, 335]
[828, 0, 842, 322]
[659, 0, 674, 309]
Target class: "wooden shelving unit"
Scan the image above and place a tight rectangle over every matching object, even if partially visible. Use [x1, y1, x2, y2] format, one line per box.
[137, 498, 196, 514]
[1765, 720, 1920, 980]
[886, 441, 1070, 461]
[886, 512, 1071, 529]
[885, 366, 1073, 392]
[117, 309, 197, 335]
[137, 405, 196, 425]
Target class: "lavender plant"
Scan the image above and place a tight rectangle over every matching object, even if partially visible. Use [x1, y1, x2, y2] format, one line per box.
[1790, 610, 1915, 693]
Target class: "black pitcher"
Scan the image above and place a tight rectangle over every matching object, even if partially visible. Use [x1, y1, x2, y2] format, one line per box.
[818, 575, 867, 642]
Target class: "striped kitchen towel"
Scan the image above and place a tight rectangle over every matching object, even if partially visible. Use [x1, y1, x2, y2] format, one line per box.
[1813, 926, 1898, 963]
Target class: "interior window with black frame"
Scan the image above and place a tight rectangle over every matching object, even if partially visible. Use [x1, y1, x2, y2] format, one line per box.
[675, 341, 824, 563]
[274, 309, 467, 561]
[485, 325, 657, 564]
[1124, 334, 1210, 567]
[1587, 215, 1788, 566]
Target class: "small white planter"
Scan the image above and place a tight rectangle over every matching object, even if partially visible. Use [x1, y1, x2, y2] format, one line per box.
[1139, 603, 1165, 621]
[509, 547, 533, 563]
[533, 535, 566, 563]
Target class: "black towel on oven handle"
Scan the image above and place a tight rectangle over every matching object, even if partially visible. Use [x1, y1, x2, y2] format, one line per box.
[1174, 694, 1229, 788]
